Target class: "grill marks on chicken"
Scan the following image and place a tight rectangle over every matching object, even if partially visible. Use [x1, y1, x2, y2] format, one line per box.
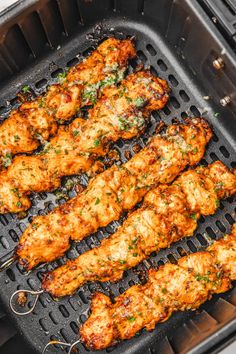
[0, 38, 136, 163]
[16, 118, 212, 270]
[42, 161, 236, 297]
[0, 71, 170, 214]
[80, 225, 236, 350]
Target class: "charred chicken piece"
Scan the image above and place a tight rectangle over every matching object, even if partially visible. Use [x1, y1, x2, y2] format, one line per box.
[0, 70, 169, 214]
[42, 161, 236, 297]
[80, 224, 236, 350]
[16, 118, 212, 270]
[0, 38, 136, 162]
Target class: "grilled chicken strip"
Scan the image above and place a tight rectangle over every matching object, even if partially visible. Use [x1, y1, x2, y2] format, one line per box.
[42, 161, 236, 297]
[80, 224, 236, 350]
[0, 70, 169, 214]
[16, 118, 212, 270]
[0, 38, 135, 163]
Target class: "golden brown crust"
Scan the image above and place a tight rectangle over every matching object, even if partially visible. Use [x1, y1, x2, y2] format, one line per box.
[42, 161, 236, 297]
[0, 38, 136, 161]
[16, 118, 212, 270]
[0, 70, 170, 213]
[80, 225, 236, 350]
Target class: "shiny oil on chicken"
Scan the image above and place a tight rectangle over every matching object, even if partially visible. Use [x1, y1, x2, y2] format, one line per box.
[0, 70, 169, 213]
[42, 161, 236, 297]
[80, 224, 236, 350]
[16, 118, 212, 270]
[0, 38, 136, 163]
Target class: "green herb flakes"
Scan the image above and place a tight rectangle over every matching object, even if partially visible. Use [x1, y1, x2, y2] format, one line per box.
[94, 139, 100, 147]
[22, 85, 30, 93]
[16, 201, 22, 208]
[190, 213, 197, 220]
[127, 316, 136, 322]
[95, 197, 100, 205]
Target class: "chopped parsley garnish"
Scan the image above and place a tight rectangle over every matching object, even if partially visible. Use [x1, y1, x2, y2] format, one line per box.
[38, 97, 45, 108]
[73, 130, 80, 137]
[100, 75, 117, 88]
[196, 274, 210, 282]
[11, 188, 20, 197]
[16, 201, 22, 208]
[119, 260, 126, 265]
[190, 213, 197, 220]
[82, 84, 98, 104]
[22, 85, 30, 93]
[215, 182, 224, 191]
[127, 316, 136, 322]
[57, 71, 67, 80]
[14, 135, 20, 142]
[95, 197, 100, 205]
[134, 97, 145, 107]
[94, 139, 100, 147]
[215, 199, 220, 208]
[2, 152, 12, 168]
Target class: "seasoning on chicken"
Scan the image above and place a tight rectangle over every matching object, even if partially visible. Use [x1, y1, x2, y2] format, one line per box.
[42, 161, 236, 297]
[80, 224, 236, 350]
[16, 118, 212, 270]
[0, 38, 136, 164]
[0, 70, 170, 214]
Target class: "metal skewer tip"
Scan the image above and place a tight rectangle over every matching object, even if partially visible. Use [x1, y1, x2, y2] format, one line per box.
[9, 289, 43, 316]
[42, 339, 81, 353]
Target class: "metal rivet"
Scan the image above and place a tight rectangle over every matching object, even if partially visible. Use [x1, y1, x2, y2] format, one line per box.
[220, 96, 231, 106]
[213, 57, 224, 70]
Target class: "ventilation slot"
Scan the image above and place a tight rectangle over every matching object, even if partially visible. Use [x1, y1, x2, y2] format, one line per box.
[157, 59, 167, 71]
[220, 146, 230, 158]
[146, 43, 157, 56]
[168, 74, 178, 86]
[35, 78, 47, 89]
[179, 90, 190, 102]
[137, 50, 147, 63]
[206, 227, 217, 239]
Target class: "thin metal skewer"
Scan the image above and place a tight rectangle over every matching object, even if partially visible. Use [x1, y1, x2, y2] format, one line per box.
[42, 339, 81, 353]
[0, 250, 16, 272]
[10, 289, 44, 315]
[0, 256, 15, 271]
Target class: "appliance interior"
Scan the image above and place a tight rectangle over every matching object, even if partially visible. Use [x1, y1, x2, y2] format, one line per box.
[0, 1, 235, 353]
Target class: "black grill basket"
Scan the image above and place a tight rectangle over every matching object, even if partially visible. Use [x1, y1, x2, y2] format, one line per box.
[0, 1, 235, 354]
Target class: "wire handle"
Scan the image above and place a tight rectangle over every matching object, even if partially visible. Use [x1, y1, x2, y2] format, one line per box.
[42, 339, 81, 353]
[9, 289, 43, 315]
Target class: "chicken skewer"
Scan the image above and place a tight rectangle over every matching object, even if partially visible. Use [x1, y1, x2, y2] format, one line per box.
[0, 70, 170, 214]
[42, 160, 236, 297]
[15, 118, 212, 270]
[78, 224, 236, 350]
[0, 37, 136, 165]
[11, 161, 233, 316]
[25, 224, 236, 353]
[9, 160, 235, 314]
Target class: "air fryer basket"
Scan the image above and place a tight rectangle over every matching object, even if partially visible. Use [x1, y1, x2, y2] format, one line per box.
[0, 1, 235, 354]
